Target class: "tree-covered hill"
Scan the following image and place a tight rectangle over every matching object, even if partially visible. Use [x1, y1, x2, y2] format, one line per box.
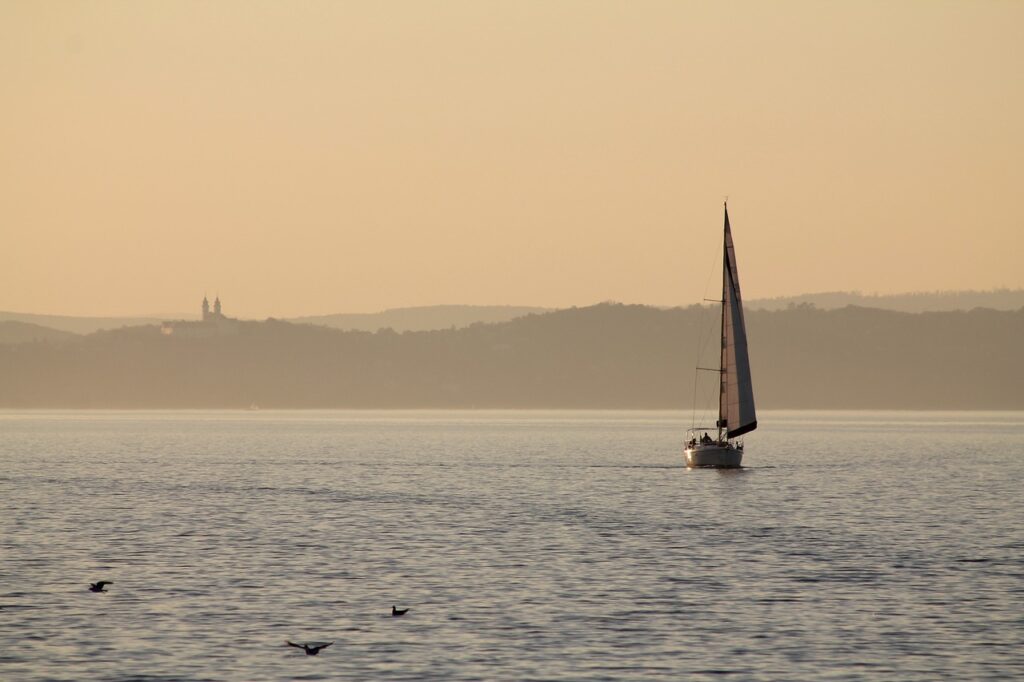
[1, 303, 1020, 409]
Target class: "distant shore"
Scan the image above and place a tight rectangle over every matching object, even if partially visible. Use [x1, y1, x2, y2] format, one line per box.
[2, 303, 1020, 410]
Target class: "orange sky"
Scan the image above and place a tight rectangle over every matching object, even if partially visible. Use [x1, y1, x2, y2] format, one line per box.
[2, 1, 1022, 318]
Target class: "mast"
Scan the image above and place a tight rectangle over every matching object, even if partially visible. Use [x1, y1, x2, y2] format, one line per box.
[717, 203, 729, 441]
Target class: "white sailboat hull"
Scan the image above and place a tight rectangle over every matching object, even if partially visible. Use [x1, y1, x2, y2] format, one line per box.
[685, 444, 743, 468]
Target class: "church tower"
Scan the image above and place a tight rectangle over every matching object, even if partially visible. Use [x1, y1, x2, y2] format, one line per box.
[214, 296, 222, 317]
[202, 296, 210, 321]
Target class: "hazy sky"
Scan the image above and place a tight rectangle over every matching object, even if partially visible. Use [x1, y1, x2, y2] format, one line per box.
[2, 1, 1022, 318]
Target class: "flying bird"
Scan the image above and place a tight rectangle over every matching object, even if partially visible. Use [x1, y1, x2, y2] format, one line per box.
[89, 581, 113, 593]
[392, 605, 409, 616]
[286, 641, 334, 656]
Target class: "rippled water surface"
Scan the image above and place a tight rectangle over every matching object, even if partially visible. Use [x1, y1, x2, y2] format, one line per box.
[1, 410, 1022, 681]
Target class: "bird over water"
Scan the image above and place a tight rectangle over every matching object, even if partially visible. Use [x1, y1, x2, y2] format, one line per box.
[88, 581, 113, 593]
[286, 641, 333, 656]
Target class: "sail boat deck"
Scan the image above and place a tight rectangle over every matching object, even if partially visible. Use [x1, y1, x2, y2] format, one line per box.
[684, 427, 743, 467]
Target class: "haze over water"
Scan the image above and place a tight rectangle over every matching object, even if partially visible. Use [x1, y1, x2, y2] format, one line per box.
[1, 410, 1020, 680]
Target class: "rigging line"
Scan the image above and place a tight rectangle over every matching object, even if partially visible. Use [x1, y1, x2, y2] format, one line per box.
[691, 233, 723, 430]
[692, 302, 714, 429]
[692, 284, 715, 427]
[691, 367, 699, 432]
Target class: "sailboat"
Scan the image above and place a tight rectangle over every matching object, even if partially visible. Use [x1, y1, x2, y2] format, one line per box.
[684, 203, 757, 468]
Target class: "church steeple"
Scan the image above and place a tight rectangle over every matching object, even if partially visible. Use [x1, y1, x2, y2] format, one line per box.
[202, 295, 210, 321]
[214, 296, 222, 316]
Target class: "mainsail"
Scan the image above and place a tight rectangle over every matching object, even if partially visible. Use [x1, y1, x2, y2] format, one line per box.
[718, 204, 757, 438]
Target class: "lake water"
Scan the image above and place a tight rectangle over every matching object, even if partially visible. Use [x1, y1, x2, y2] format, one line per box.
[0, 410, 1021, 681]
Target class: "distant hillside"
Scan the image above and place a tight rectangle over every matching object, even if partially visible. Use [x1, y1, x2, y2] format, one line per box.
[1, 304, 1020, 409]
[6, 291, 1019, 336]
[747, 289, 1024, 313]
[289, 305, 550, 332]
[0, 305, 546, 335]
[0, 311, 190, 335]
[0, 321, 79, 345]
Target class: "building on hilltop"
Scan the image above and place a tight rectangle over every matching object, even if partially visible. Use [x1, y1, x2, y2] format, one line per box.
[202, 295, 225, 321]
[161, 296, 237, 337]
